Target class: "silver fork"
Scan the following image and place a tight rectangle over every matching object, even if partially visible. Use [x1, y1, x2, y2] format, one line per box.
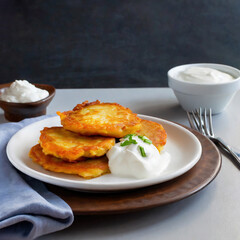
[187, 108, 240, 168]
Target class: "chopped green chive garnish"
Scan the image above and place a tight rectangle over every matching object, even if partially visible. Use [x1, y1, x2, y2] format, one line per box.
[139, 145, 147, 157]
[138, 135, 152, 144]
[121, 134, 151, 150]
[123, 133, 136, 139]
[120, 139, 137, 146]
[143, 138, 152, 144]
[120, 141, 131, 146]
[138, 136, 144, 141]
[121, 134, 138, 146]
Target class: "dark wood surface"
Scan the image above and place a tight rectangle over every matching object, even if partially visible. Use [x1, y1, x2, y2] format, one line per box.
[47, 126, 221, 215]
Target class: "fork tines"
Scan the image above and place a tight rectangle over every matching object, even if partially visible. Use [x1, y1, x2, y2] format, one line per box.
[187, 108, 213, 138]
[187, 108, 240, 168]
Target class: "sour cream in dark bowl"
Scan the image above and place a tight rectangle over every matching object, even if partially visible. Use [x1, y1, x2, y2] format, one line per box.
[0, 81, 55, 122]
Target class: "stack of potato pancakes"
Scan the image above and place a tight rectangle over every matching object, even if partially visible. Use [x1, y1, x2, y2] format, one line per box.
[29, 100, 167, 179]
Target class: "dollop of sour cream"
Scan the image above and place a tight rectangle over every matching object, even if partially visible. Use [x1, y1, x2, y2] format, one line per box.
[0, 80, 49, 103]
[107, 134, 170, 179]
[178, 66, 234, 84]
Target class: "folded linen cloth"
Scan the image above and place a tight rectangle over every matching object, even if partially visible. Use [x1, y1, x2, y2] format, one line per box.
[0, 115, 74, 240]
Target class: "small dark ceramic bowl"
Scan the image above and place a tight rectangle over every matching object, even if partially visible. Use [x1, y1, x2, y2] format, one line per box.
[0, 83, 55, 122]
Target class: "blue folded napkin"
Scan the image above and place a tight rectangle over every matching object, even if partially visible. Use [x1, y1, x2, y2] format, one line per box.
[0, 116, 74, 240]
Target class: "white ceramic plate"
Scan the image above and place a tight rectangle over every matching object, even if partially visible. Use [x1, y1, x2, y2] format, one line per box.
[7, 115, 202, 191]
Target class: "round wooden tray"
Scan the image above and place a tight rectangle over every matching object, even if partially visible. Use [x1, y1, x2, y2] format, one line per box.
[47, 126, 221, 215]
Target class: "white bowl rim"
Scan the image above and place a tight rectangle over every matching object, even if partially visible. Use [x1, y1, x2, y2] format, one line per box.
[168, 63, 240, 87]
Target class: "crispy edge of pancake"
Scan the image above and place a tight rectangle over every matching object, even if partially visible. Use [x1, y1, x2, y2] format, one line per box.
[136, 119, 167, 152]
[56, 100, 141, 138]
[29, 144, 110, 179]
[39, 127, 115, 161]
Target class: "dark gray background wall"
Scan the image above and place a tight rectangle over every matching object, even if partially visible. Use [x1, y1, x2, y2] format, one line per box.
[1, 0, 240, 88]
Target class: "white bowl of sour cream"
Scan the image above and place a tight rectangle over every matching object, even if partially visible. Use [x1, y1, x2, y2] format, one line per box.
[168, 63, 240, 114]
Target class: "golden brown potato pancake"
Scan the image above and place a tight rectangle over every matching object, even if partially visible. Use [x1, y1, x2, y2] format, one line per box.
[136, 119, 167, 152]
[39, 127, 115, 162]
[29, 144, 110, 179]
[57, 100, 141, 138]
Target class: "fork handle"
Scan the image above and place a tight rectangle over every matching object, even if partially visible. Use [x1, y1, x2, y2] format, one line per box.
[211, 137, 240, 167]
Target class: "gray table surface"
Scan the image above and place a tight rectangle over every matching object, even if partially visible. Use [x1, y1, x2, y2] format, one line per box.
[1, 88, 239, 240]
